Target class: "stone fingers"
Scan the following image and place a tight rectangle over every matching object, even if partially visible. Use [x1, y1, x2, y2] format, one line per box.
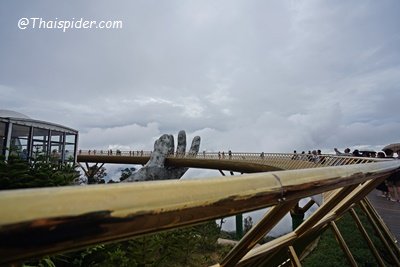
[176, 130, 186, 155]
[147, 134, 172, 167]
[188, 136, 201, 156]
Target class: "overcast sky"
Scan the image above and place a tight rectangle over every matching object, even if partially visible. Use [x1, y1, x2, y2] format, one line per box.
[2, 0, 399, 235]
[1, 1, 400, 158]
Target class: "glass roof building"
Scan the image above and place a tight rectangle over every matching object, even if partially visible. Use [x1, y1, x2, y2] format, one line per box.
[0, 110, 78, 163]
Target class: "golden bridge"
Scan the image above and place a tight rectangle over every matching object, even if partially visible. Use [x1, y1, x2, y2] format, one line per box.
[1, 151, 400, 266]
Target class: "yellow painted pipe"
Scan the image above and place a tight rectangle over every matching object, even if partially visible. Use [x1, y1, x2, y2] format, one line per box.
[0, 161, 398, 265]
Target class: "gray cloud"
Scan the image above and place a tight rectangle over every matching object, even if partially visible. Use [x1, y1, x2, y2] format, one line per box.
[1, 0, 400, 159]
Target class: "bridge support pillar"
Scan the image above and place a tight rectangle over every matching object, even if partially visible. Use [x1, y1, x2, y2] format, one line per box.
[290, 202, 304, 230]
[290, 212, 305, 230]
[236, 214, 243, 239]
[290, 199, 315, 230]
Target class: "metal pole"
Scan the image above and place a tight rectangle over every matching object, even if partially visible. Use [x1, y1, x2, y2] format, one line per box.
[290, 202, 304, 230]
[329, 221, 357, 267]
[349, 208, 386, 266]
[358, 200, 400, 266]
[288, 245, 302, 267]
[236, 214, 243, 239]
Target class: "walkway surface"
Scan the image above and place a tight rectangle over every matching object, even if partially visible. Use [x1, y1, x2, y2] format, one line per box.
[367, 189, 400, 244]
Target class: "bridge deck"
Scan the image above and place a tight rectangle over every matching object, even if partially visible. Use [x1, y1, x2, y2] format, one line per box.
[368, 189, 400, 244]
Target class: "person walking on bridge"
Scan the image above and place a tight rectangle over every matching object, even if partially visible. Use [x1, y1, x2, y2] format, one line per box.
[334, 148, 351, 156]
[386, 170, 400, 202]
[375, 152, 389, 197]
[383, 149, 400, 201]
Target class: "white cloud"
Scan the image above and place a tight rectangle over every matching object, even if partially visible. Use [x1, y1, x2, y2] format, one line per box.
[79, 122, 161, 150]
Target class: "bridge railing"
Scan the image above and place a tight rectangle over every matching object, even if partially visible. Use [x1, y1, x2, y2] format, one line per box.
[1, 157, 400, 266]
[77, 150, 381, 170]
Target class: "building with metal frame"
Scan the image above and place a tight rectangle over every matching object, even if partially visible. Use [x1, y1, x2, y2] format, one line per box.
[0, 110, 78, 163]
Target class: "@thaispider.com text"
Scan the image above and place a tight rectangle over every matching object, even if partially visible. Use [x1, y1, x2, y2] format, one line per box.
[18, 17, 123, 32]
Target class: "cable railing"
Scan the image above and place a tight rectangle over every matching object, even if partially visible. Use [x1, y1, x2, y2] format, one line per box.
[1, 152, 399, 266]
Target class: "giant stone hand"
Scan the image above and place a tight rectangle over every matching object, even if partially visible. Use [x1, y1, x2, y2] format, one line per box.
[122, 130, 201, 182]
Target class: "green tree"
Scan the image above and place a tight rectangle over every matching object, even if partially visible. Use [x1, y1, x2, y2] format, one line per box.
[0, 147, 80, 266]
[126, 236, 162, 266]
[70, 245, 106, 267]
[0, 147, 80, 190]
[193, 221, 220, 252]
[103, 246, 130, 267]
[85, 165, 107, 184]
[119, 167, 137, 182]
[0, 149, 31, 189]
[60, 221, 223, 267]
[168, 226, 200, 266]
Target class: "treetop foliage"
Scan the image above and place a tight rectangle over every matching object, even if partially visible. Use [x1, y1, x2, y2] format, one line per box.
[0, 147, 80, 190]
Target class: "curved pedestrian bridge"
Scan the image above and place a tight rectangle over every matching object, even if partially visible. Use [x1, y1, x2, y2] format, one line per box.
[76, 150, 381, 172]
[1, 151, 399, 266]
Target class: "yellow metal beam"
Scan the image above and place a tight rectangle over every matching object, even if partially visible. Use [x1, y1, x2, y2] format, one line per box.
[361, 198, 400, 255]
[288, 246, 301, 267]
[238, 185, 358, 266]
[358, 200, 400, 266]
[0, 161, 399, 265]
[220, 200, 298, 266]
[349, 208, 386, 266]
[329, 221, 357, 267]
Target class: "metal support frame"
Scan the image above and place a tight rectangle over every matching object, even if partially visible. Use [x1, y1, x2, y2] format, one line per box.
[287, 246, 301, 267]
[237, 185, 359, 266]
[329, 221, 357, 267]
[358, 199, 400, 266]
[361, 197, 400, 254]
[238, 176, 396, 266]
[220, 200, 298, 266]
[349, 208, 386, 266]
[4, 122, 12, 160]
[79, 162, 105, 181]
[1, 157, 400, 266]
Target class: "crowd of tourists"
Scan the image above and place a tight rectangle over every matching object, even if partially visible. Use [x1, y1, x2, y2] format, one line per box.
[292, 147, 400, 202]
[290, 150, 325, 163]
[334, 147, 400, 202]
